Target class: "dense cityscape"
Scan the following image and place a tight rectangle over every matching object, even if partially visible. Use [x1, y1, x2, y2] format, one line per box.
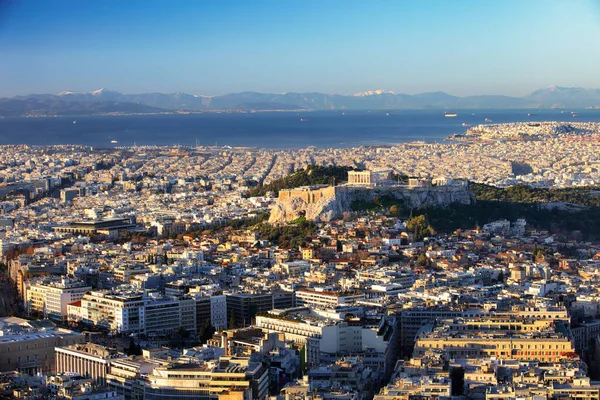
[4, 0, 600, 398]
[0, 120, 600, 399]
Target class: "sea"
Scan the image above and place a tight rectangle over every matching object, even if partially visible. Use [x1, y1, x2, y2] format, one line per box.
[1, 109, 600, 149]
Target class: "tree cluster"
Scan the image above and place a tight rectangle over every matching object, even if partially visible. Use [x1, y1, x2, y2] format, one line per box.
[412, 200, 600, 241]
[254, 219, 317, 249]
[406, 214, 434, 241]
[471, 182, 600, 207]
[246, 165, 354, 197]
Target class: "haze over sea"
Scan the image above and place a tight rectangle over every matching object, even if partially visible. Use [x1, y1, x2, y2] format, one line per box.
[2, 109, 600, 149]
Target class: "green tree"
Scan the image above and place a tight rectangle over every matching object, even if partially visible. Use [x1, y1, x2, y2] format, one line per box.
[299, 344, 307, 375]
[388, 204, 401, 216]
[407, 215, 432, 241]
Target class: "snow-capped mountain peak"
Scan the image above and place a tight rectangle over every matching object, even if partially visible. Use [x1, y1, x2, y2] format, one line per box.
[58, 91, 81, 96]
[353, 89, 395, 97]
[91, 88, 122, 96]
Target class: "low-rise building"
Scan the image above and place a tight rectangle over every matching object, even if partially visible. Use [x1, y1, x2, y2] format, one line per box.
[0, 317, 85, 375]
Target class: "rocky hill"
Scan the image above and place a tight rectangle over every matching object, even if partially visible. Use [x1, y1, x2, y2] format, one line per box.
[269, 185, 475, 223]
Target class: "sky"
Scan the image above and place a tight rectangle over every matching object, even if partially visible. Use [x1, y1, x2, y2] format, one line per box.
[1, 0, 600, 97]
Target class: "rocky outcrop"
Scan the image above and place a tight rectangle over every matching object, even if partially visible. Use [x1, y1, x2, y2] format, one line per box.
[269, 185, 475, 223]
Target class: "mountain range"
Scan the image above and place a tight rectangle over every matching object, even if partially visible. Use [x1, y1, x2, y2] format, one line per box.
[2, 86, 600, 116]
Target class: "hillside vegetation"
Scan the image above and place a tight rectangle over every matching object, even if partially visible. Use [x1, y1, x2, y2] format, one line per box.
[247, 165, 353, 197]
[471, 182, 600, 207]
[421, 184, 600, 240]
[252, 166, 600, 240]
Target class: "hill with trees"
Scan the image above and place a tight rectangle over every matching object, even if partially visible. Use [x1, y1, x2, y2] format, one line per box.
[250, 165, 600, 240]
[418, 183, 600, 240]
[471, 182, 600, 207]
[247, 165, 354, 197]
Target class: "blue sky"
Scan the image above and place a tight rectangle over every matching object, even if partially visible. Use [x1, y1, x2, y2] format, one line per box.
[1, 0, 600, 97]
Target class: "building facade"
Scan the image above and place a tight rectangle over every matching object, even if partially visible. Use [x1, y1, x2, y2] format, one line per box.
[0, 317, 85, 375]
[55, 343, 124, 387]
[25, 278, 91, 322]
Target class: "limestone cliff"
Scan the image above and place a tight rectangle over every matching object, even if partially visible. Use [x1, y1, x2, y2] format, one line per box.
[269, 185, 475, 223]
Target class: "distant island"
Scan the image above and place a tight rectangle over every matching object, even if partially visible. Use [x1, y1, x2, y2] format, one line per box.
[1, 86, 600, 117]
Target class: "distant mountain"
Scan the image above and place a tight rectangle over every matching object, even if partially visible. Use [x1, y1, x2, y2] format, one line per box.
[2, 86, 600, 116]
[525, 86, 600, 108]
[0, 97, 163, 117]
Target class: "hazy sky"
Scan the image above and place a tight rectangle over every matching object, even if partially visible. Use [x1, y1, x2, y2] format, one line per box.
[1, 0, 600, 97]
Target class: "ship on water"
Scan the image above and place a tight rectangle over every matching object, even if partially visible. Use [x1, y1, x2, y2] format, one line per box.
[444, 112, 457, 117]
[462, 123, 472, 127]
[484, 118, 492, 122]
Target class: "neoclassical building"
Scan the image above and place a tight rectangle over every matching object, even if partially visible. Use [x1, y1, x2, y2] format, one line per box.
[347, 170, 392, 186]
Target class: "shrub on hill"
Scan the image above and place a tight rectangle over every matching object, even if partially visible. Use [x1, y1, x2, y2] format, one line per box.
[247, 165, 354, 197]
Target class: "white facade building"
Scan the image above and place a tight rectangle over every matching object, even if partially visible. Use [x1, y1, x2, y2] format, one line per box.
[26, 278, 91, 322]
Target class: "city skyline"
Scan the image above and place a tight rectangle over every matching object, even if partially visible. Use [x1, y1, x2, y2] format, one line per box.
[1, 0, 600, 97]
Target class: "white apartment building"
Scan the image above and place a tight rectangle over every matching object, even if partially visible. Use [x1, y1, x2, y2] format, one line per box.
[296, 288, 365, 308]
[256, 312, 395, 374]
[70, 290, 197, 335]
[73, 291, 146, 334]
[25, 278, 91, 322]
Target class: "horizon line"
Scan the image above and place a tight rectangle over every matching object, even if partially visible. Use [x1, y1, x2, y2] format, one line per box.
[5, 84, 599, 99]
